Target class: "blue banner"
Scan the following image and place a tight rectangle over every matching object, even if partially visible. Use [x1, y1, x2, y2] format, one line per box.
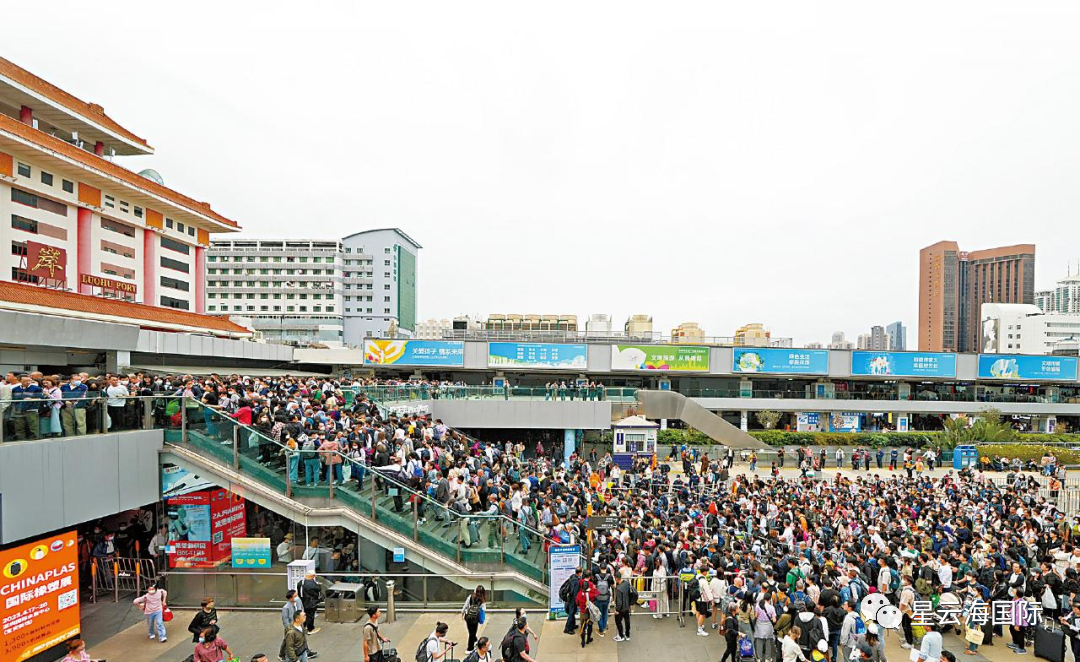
[231, 538, 271, 568]
[364, 340, 465, 366]
[488, 342, 588, 370]
[851, 351, 957, 378]
[732, 348, 829, 374]
[978, 354, 1078, 381]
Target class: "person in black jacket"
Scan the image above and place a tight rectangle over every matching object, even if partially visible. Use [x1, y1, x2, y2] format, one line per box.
[298, 571, 323, 634]
[187, 597, 219, 643]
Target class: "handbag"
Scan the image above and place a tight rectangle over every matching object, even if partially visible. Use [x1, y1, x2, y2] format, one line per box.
[163, 607, 174, 622]
[478, 605, 486, 625]
[965, 627, 984, 645]
[586, 598, 601, 624]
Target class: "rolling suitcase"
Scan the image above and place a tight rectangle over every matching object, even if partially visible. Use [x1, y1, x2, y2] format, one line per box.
[1035, 622, 1066, 662]
[381, 640, 400, 662]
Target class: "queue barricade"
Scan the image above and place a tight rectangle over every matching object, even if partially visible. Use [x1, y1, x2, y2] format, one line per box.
[93, 556, 157, 601]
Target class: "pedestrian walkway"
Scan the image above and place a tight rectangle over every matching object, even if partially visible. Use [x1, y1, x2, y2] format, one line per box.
[81, 604, 1030, 662]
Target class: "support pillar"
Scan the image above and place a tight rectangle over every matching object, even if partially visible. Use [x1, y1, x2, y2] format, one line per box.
[77, 208, 93, 294]
[563, 429, 578, 467]
[740, 411, 748, 432]
[143, 229, 156, 306]
[194, 245, 206, 313]
[19, 105, 32, 125]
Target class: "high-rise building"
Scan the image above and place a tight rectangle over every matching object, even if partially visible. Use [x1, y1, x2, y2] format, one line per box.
[918, 241, 1035, 352]
[624, 314, 653, 338]
[734, 323, 771, 346]
[1036, 272, 1080, 314]
[828, 331, 855, 350]
[671, 322, 705, 343]
[415, 318, 452, 339]
[886, 321, 907, 351]
[0, 57, 238, 312]
[342, 228, 421, 344]
[208, 239, 342, 344]
[856, 333, 872, 350]
[485, 313, 578, 333]
[805, 342, 824, 349]
[868, 325, 891, 351]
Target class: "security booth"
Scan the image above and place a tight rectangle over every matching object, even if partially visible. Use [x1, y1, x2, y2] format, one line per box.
[612, 415, 659, 469]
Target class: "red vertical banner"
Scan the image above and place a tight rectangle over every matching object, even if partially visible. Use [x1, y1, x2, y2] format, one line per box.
[209, 490, 246, 564]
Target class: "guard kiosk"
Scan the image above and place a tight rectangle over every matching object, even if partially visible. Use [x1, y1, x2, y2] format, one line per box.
[612, 415, 659, 469]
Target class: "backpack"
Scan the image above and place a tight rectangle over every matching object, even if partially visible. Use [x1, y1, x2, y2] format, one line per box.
[687, 578, 702, 602]
[854, 615, 866, 635]
[840, 585, 852, 606]
[629, 581, 639, 604]
[501, 631, 524, 662]
[464, 596, 482, 622]
[797, 616, 824, 653]
[558, 576, 578, 604]
[415, 636, 435, 662]
[889, 568, 901, 593]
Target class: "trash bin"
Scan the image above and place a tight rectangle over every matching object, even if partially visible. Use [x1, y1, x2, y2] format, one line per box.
[953, 445, 978, 470]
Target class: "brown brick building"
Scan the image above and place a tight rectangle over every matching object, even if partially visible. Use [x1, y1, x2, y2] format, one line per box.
[918, 241, 1035, 352]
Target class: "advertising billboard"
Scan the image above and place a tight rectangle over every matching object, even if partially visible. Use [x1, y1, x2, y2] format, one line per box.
[231, 538, 272, 569]
[851, 351, 957, 378]
[488, 342, 588, 370]
[732, 348, 829, 374]
[161, 462, 216, 499]
[977, 355, 1079, 381]
[364, 340, 465, 367]
[1, 530, 80, 662]
[611, 345, 710, 372]
[166, 489, 247, 568]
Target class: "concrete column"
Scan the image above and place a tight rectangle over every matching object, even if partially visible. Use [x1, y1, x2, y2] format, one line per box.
[740, 411, 748, 431]
[77, 208, 93, 294]
[94, 141, 105, 156]
[194, 246, 206, 313]
[106, 350, 131, 373]
[142, 229, 156, 305]
[19, 105, 32, 125]
[563, 429, 577, 467]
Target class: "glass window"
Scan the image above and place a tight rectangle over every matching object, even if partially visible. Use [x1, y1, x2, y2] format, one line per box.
[17, 163, 31, 177]
[62, 180, 74, 193]
[41, 171, 53, 186]
[160, 256, 190, 273]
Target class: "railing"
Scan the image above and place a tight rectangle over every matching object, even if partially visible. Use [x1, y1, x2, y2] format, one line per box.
[0, 395, 186, 443]
[180, 401, 552, 583]
[433, 328, 794, 346]
[162, 570, 540, 611]
[347, 384, 638, 404]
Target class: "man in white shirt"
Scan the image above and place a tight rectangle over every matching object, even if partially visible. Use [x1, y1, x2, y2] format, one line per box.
[277, 533, 295, 563]
[105, 376, 129, 431]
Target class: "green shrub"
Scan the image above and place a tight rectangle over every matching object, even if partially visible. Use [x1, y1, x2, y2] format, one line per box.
[979, 444, 1080, 464]
[655, 428, 1080, 449]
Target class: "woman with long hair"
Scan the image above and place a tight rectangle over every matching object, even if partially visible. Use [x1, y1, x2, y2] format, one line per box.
[461, 584, 487, 652]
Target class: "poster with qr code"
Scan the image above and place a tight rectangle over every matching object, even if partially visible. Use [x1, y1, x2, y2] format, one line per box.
[1, 530, 81, 662]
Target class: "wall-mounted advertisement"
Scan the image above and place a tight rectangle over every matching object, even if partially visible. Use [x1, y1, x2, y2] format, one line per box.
[364, 340, 465, 366]
[851, 351, 957, 378]
[1, 530, 80, 662]
[166, 489, 247, 568]
[732, 348, 829, 374]
[161, 462, 216, 498]
[231, 538, 272, 569]
[830, 413, 862, 433]
[978, 355, 1079, 381]
[488, 342, 587, 370]
[610, 344, 710, 372]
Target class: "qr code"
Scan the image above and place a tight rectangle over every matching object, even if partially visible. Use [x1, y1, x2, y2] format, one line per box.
[58, 589, 78, 611]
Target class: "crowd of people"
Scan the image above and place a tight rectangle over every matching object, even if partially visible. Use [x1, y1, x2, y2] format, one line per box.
[16, 371, 1080, 662]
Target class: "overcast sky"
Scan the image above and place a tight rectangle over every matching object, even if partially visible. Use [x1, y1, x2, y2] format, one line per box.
[8, 2, 1080, 345]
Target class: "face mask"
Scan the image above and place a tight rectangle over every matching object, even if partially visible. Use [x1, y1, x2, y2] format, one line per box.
[199, 637, 206, 643]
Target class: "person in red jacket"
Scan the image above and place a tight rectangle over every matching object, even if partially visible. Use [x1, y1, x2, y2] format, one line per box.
[575, 577, 600, 648]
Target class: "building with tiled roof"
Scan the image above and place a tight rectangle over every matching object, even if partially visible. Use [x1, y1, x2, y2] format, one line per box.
[0, 56, 239, 318]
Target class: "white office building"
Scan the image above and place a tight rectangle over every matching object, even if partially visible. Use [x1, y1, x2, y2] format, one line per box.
[207, 239, 343, 345]
[981, 302, 1080, 355]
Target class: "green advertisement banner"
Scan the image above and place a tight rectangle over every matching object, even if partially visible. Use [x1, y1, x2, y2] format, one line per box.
[610, 344, 710, 372]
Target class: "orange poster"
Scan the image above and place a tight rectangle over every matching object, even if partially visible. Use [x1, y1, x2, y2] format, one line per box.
[1, 531, 80, 662]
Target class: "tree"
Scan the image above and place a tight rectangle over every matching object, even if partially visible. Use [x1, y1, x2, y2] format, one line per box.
[756, 410, 782, 430]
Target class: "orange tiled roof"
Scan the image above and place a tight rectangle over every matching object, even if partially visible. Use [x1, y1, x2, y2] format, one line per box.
[0, 57, 152, 150]
[0, 281, 250, 335]
[0, 113, 239, 229]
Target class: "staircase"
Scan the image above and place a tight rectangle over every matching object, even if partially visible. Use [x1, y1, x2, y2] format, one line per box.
[636, 389, 769, 449]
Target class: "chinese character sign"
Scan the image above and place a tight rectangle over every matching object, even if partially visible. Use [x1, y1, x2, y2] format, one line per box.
[978, 354, 1079, 381]
[167, 489, 247, 568]
[364, 340, 465, 366]
[611, 345, 710, 372]
[1, 530, 80, 662]
[732, 348, 829, 374]
[488, 343, 588, 370]
[25, 241, 67, 281]
[851, 351, 957, 378]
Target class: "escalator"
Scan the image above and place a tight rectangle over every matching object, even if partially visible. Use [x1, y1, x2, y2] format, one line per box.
[164, 402, 548, 604]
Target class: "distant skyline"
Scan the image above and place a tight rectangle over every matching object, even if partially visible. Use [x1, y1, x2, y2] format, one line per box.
[5, 2, 1079, 345]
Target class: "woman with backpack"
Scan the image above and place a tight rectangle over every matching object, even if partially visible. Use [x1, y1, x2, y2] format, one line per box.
[753, 590, 777, 662]
[460, 585, 487, 652]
